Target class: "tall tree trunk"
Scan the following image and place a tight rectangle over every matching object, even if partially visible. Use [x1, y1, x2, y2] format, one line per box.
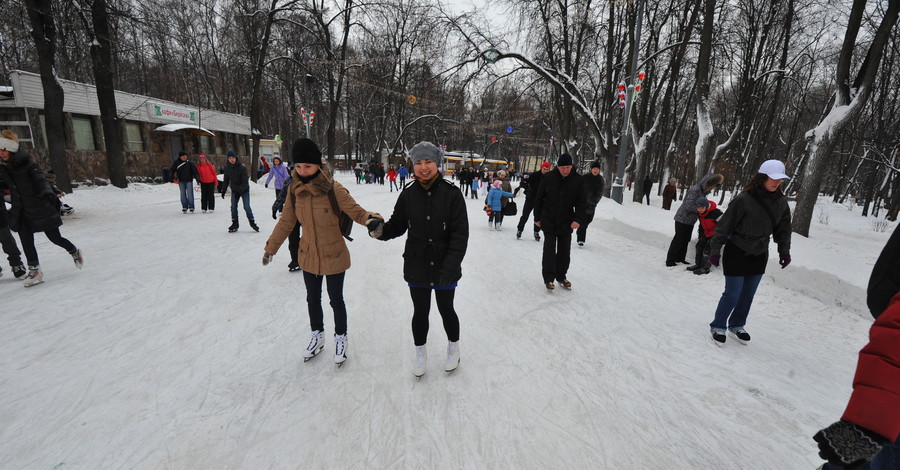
[692, 0, 715, 184]
[25, 0, 71, 192]
[88, 0, 126, 188]
[792, 0, 900, 236]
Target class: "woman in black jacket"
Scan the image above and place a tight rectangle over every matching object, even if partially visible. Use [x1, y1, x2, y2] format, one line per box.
[0, 130, 82, 287]
[368, 142, 469, 378]
[707, 159, 792, 345]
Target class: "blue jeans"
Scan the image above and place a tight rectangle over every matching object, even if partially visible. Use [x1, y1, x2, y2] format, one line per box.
[302, 271, 347, 335]
[710, 274, 763, 330]
[822, 440, 900, 470]
[230, 191, 254, 221]
[178, 181, 195, 210]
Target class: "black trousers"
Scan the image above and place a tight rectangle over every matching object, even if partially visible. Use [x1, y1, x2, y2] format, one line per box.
[694, 235, 711, 267]
[200, 182, 216, 211]
[542, 231, 572, 283]
[288, 222, 300, 266]
[517, 198, 539, 234]
[575, 220, 592, 243]
[666, 221, 694, 264]
[302, 271, 347, 336]
[409, 287, 460, 346]
[0, 225, 22, 266]
[18, 227, 77, 267]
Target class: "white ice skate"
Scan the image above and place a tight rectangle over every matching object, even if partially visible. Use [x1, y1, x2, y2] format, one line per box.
[413, 345, 427, 378]
[445, 341, 460, 373]
[23, 266, 43, 287]
[303, 331, 325, 361]
[334, 334, 348, 366]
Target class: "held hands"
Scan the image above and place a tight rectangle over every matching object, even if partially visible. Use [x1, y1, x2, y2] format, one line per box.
[779, 252, 791, 269]
[813, 420, 885, 470]
[262, 252, 273, 266]
[708, 254, 721, 267]
[367, 218, 384, 239]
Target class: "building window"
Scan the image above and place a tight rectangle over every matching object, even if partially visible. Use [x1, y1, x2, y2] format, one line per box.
[200, 135, 212, 154]
[125, 122, 144, 152]
[72, 116, 96, 150]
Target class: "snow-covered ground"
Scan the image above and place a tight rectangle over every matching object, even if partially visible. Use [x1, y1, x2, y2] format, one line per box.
[0, 173, 888, 469]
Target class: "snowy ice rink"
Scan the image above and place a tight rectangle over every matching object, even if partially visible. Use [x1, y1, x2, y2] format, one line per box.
[0, 172, 887, 469]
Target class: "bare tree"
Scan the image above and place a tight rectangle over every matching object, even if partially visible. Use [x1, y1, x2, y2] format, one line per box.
[24, 0, 72, 192]
[792, 0, 900, 237]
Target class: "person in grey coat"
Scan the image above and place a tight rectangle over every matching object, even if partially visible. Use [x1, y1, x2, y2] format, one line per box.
[665, 172, 723, 266]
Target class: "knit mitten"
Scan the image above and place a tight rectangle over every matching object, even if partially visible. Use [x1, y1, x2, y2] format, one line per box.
[813, 420, 886, 470]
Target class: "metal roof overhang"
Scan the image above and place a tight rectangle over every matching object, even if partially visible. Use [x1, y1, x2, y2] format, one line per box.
[153, 123, 215, 137]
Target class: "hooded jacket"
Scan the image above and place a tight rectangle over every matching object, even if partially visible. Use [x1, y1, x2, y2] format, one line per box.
[265, 168, 378, 275]
[0, 149, 62, 233]
[674, 173, 724, 225]
[697, 201, 723, 239]
[196, 159, 218, 185]
[710, 187, 791, 257]
[264, 163, 289, 190]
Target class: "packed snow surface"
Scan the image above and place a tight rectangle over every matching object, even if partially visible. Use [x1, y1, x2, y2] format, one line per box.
[0, 173, 888, 468]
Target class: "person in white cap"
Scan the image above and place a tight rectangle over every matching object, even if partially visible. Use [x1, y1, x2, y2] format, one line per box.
[707, 159, 792, 345]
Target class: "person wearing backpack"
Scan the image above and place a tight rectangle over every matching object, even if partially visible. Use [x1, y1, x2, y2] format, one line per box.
[706, 160, 792, 345]
[261, 138, 382, 366]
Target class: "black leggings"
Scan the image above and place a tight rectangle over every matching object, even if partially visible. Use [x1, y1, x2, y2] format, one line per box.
[409, 287, 460, 346]
[18, 227, 77, 267]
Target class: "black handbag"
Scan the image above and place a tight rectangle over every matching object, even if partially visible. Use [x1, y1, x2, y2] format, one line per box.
[502, 201, 518, 216]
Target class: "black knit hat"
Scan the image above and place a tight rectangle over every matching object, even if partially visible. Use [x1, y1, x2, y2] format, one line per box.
[590, 160, 601, 170]
[557, 153, 573, 167]
[292, 138, 322, 165]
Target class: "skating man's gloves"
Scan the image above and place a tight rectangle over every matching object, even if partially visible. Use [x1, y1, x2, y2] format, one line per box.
[262, 252, 273, 266]
[708, 254, 720, 267]
[367, 218, 384, 239]
[220, 192, 225, 199]
[813, 420, 886, 470]
[779, 252, 791, 269]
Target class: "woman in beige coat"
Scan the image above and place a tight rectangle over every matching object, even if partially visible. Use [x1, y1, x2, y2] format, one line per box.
[262, 138, 381, 366]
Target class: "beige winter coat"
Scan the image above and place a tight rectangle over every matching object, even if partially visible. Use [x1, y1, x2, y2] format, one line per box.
[265, 168, 379, 275]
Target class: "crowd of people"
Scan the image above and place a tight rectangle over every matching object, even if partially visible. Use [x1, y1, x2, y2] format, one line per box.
[3, 125, 894, 468]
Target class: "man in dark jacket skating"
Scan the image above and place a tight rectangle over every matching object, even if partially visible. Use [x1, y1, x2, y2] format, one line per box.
[533, 153, 587, 290]
[576, 160, 605, 247]
[220, 151, 258, 232]
[516, 161, 551, 241]
[170, 151, 200, 213]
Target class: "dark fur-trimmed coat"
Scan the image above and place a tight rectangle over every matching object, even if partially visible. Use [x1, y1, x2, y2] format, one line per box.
[0, 149, 62, 233]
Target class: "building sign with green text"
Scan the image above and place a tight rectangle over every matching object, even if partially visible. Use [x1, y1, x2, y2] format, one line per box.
[149, 102, 196, 123]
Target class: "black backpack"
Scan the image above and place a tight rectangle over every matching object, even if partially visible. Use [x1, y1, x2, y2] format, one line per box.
[327, 188, 354, 242]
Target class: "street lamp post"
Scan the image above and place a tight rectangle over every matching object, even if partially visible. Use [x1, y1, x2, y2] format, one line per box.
[611, 0, 644, 205]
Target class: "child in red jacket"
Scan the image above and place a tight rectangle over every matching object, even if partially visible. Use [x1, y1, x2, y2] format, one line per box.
[687, 197, 722, 275]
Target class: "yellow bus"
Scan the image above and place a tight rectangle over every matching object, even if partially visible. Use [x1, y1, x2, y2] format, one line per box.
[443, 151, 513, 175]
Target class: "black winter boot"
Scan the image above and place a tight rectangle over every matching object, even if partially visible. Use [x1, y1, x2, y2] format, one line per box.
[228, 220, 239, 232]
[249, 219, 259, 232]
